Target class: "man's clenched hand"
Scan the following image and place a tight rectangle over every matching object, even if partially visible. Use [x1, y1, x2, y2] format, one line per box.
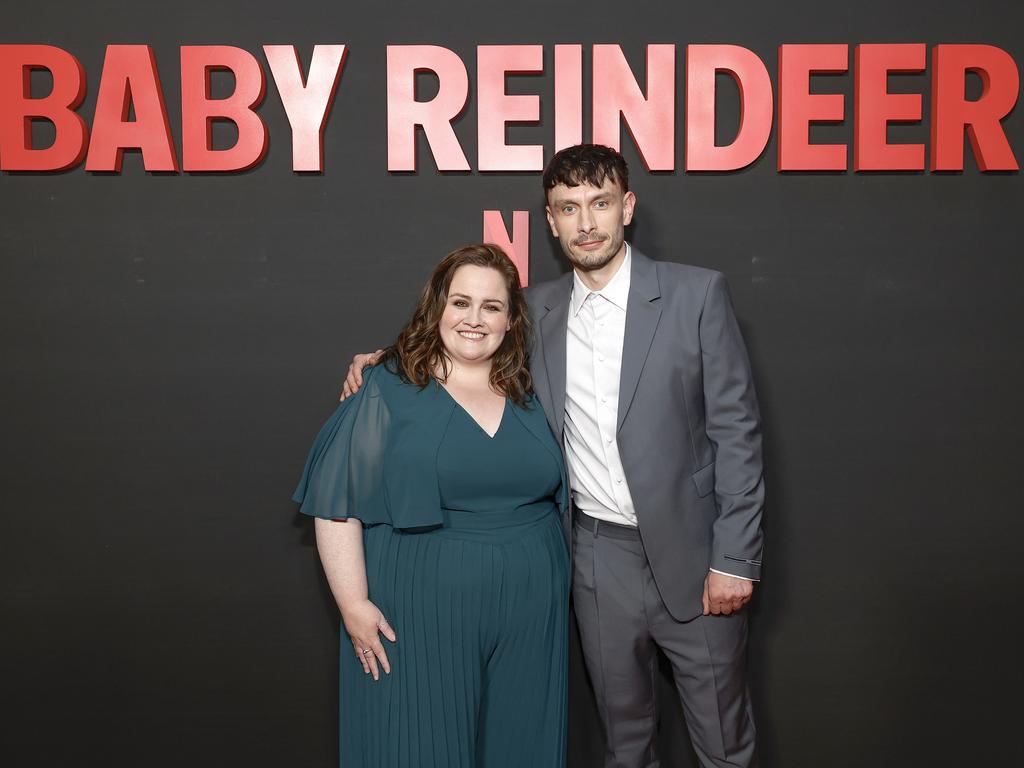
[702, 571, 754, 616]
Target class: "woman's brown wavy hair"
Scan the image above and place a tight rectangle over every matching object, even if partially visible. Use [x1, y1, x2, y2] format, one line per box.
[382, 244, 534, 405]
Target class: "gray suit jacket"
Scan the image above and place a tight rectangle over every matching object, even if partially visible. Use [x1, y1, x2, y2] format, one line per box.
[525, 247, 765, 621]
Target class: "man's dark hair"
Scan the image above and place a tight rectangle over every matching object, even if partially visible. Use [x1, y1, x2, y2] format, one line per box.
[542, 143, 630, 197]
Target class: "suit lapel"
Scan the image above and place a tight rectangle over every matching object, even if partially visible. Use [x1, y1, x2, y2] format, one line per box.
[617, 248, 662, 432]
[539, 275, 572, 435]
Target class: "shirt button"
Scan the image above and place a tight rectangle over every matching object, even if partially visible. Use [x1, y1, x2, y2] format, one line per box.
[601, 397, 607, 403]
[599, 356, 605, 362]
[606, 436, 613, 444]
[616, 478, 623, 484]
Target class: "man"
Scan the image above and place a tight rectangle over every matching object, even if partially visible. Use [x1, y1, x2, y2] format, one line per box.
[343, 144, 764, 768]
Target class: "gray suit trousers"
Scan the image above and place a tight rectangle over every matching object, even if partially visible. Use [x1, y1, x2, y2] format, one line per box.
[573, 516, 758, 768]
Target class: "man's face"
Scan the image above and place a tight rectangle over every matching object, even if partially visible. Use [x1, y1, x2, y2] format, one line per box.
[545, 176, 636, 272]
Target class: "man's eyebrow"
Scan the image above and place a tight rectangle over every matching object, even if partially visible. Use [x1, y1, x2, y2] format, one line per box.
[553, 194, 608, 207]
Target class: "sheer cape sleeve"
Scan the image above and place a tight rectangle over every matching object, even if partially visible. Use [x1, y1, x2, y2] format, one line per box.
[292, 365, 453, 530]
[291, 366, 392, 525]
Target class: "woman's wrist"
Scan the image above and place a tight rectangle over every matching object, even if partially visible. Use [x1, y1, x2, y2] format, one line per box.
[338, 594, 369, 614]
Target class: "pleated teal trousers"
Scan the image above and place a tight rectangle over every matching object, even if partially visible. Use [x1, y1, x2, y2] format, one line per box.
[340, 506, 569, 768]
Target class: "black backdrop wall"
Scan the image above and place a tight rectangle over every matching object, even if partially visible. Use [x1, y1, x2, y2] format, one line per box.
[2, 2, 1022, 766]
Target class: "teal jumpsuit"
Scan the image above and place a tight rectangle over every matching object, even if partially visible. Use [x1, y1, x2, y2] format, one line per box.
[293, 365, 569, 768]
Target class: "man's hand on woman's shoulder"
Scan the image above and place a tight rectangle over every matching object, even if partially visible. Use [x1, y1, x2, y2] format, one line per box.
[339, 349, 385, 401]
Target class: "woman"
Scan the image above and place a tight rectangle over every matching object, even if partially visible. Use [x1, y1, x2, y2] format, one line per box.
[293, 244, 569, 768]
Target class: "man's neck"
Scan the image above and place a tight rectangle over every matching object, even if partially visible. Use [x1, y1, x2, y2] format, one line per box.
[574, 243, 627, 292]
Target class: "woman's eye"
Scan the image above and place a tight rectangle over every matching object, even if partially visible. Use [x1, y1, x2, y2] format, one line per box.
[454, 300, 468, 307]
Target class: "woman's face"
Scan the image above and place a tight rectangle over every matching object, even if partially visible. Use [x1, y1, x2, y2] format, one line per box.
[438, 265, 511, 368]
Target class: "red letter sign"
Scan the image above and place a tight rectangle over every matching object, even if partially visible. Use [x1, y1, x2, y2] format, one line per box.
[554, 44, 583, 152]
[931, 44, 1019, 171]
[477, 46, 543, 171]
[853, 44, 926, 172]
[86, 45, 178, 172]
[685, 45, 773, 172]
[592, 44, 675, 171]
[0, 44, 88, 171]
[387, 45, 470, 172]
[778, 44, 849, 171]
[180, 46, 267, 172]
[263, 45, 347, 172]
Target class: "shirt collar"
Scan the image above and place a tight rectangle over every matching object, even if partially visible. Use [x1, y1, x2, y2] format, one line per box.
[570, 243, 632, 316]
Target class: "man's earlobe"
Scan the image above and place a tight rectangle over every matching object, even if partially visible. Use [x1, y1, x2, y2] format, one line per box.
[545, 210, 559, 238]
[622, 191, 637, 225]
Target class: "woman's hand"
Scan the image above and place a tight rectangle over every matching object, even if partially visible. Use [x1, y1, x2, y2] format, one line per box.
[341, 599, 396, 680]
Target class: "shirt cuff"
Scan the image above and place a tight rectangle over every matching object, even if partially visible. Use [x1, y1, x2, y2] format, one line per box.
[710, 568, 759, 583]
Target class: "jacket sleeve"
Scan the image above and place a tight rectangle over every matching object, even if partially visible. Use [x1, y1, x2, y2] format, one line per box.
[292, 367, 391, 525]
[699, 271, 765, 580]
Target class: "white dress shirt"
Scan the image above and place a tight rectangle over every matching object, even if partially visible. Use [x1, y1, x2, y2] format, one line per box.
[564, 245, 638, 526]
[563, 244, 751, 580]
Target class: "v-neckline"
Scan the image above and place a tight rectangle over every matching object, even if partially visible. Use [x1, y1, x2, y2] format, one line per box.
[438, 383, 508, 439]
